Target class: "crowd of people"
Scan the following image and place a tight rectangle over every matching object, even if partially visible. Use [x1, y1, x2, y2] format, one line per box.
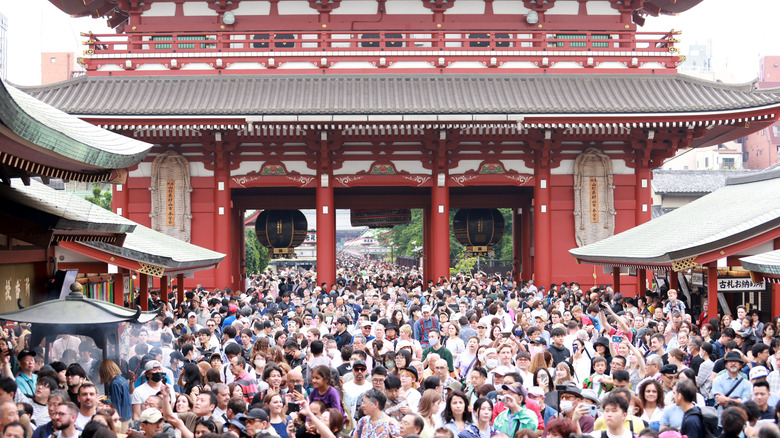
[0, 256, 779, 438]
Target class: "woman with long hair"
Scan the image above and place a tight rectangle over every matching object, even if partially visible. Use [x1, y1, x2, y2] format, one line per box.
[98, 360, 132, 424]
[570, 339, 591, 383]
[250, 337, 270, 363]
[553, 362, 575, 386]
[457, 398, 499, 438]
[174, 394, 194, 414]
[445, 323, 466, 358]
[418, 389, 442, 437]
[441, 391, 472, 436]
[308, 366, 343, 415]
[266, 392, 292, 438]
[395, 349, 413, 373]
[390, 310, 406, 331]
[638, 379, 664, 431]
[529, 351, 551, 374]
[721, 314, 733, 332]
[178, 364, 204, 396]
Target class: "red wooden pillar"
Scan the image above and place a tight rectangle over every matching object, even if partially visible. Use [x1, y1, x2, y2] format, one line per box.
[423, 207, 431, 282]
[521, 199, 533, 282]
[707, 262, 718, 320]
[112, 183, 129, 218]
[613, 267, 621, 293]
[773, 239, 780, 318]
[213, 156, 233, 289]
[160, 276, 169, 304]
[231, 207, 243, 291]
[139, 273, 149, 311]
[176, 274, 185, 305]
[512, 207, 522, 285]
[113, 273, 125, 307]
[635, 153, 652, 297]
[533, 150, 552, 288]
[430, 169, 450, 284]
[316, 169, 336, 289]
[669, 271, 679, 290]
[239, 209, 246, 286]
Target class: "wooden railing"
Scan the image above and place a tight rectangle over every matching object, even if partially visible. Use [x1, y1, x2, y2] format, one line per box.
[79, 29, 683, 74]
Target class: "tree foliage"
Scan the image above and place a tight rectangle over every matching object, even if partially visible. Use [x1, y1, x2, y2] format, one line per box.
[386, 208, 515, 263]
[244, 228, 269, 275]
[85, 183, 112, 210]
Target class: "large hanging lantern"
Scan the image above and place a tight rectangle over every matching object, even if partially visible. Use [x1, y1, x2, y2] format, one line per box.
[254, 210, 308, 259]
[453, 209, 505, 256]
[350, 209, 412, 228]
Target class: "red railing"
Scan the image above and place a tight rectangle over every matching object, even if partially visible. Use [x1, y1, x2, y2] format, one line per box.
[80, 29, 683, 74]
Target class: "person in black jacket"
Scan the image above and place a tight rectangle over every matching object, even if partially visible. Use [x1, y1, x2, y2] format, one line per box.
[549, 328, 570, 366]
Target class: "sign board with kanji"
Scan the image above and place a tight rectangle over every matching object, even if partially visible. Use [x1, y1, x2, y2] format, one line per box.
[717, 276, 766, 292]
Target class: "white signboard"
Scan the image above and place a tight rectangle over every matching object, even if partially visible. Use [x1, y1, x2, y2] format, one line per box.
[717, 277, 765, 292]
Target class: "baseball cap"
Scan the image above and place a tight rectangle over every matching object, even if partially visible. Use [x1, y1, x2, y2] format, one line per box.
[140, 408, 163, 423]
[362, 320, 372, 327]
[144, 360, 162, 372]
[187, 312, 197, 318]
[352, 360, 367, 370]
[660, 364, 678, 375]
[421, 305, 432, 313]
[501, 383, 527, 399]
[336, 317, 349, 325]
[492, 366, 512, 376]
[243, 408, 269, 422]
[581, 389, 600, 404]
[476, 321, 488, 328]
[749, 366, 769, 380]
[17, 349, 36, 361]
[527, 387, 545, 398]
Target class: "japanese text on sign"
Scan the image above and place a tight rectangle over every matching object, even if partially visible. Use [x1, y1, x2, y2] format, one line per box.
[166, 180, 175, 226]
[717, 277, 765, 292]
[589, 177, 599, 223]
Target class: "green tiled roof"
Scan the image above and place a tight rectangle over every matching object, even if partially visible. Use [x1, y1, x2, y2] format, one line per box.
[740, 251, 780, 276]
[9, 180, 224, 270]
[570, 167, 780, 266]
[0, 79, 151, 170]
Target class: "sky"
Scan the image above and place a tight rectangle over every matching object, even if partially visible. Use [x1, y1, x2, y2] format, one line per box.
[2, 0, 780, 85]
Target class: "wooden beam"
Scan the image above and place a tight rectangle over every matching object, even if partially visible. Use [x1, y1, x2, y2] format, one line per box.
[0, 249, 46, 264]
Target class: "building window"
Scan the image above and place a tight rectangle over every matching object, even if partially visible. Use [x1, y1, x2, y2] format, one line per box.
[705, 157, 709, 168]
[722, 157, 735, 169]
[50, 57, 56, 63]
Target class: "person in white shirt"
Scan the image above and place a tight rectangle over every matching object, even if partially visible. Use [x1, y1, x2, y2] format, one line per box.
[343, 360, 373, 416]
[590, 393, 633, 438]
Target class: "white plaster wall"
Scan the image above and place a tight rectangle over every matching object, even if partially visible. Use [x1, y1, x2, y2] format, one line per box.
[190, 161, 214, 177]
[493, 1, 531, 14]
[385, 0, 432, 14]
[546, 2, 580, 15]
[737, 241, 774, 256]
[332, 0, 379, 15]
[446, 1, 485, 14]
[55, 246, 96, 264]
[182, 2, 215, 16]
[277, 1, 317, 15]
[143, 2, 176, 17]
[501, 159, 532, 174]
[130, 162, 153, 178]
[232, 161, 263, 176]
[285, 161, 316, 175]
[233, 1, 271, 15]
[449, 160, 486, 174]
[586, 1, 620, 15]
[393, 161, 430, 174]
[335, 161, 374, 175]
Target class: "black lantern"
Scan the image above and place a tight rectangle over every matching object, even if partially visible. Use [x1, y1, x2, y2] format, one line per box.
[254, 210, 308, 259]
[453, 209, 505, 256]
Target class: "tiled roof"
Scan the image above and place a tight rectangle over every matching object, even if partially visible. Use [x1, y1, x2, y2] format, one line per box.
[740, 250, 780, 276]
[651, 169, 758, 194]
[7, 180, 224, 270]
[0, 291, 157, 325]
[570, 167, 780, 266]
[0, 80, 151, 170]
[19, 74, 780, 116]
[3, 179, 136, 234]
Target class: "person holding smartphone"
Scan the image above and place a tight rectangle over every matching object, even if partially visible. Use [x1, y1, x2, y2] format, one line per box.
[541, 385, 594, 438]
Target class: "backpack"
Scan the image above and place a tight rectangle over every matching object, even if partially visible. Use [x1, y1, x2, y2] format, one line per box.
[683, 406, 718, 438]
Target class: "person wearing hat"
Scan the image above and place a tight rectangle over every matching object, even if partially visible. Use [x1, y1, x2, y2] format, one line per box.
[413, 305, 441, 349]
[547, 385, 596, 435]
[659, 364, 678, 396]
[139, 408, 165, 438]
[334, 317, 353, 350]
[15, 349, 37, 398]
[712, 351, 751, 412]
[131, 360, 173, 419]
[343, 360, 372, 416]
[493, 383, 538, 436]
[244, 408, 278, 437]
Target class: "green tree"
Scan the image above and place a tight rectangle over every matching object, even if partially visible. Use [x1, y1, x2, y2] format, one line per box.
[244, 228, 269, 275]
[85, 183, 112, 210]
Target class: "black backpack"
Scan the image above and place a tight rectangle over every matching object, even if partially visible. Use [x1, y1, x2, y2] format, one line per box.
[683, 406, 718, 438]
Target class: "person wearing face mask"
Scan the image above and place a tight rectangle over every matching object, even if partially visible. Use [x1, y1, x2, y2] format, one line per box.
[543, 385, 594, 437]
[421, 331, 454, 373]
[131, 360, 174, 420]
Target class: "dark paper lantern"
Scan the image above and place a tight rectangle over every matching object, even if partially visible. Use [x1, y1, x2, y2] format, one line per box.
[453, 209, 505, 256]
[254, 210, 308, 259]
